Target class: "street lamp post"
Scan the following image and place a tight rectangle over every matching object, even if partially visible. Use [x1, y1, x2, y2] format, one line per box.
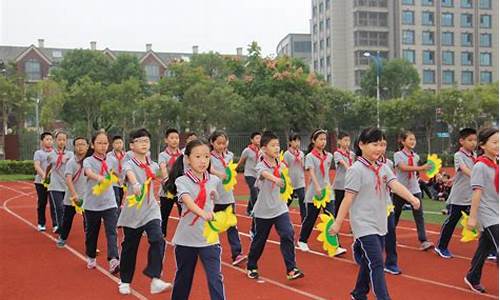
[363, 51, 381, 128]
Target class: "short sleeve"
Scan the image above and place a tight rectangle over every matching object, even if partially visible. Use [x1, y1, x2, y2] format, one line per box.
[175, 177, 192, 201]
[471, 163, 486, 190]
[83, 158, 91, 171]
[255, 162, 267, 180]
[123, 160, 134, 174]
[215, 176, 224, 197]
[33, 151, 41, 162]
[158, 153, 168, 166]
[393, 152, 405, 168]
[345, 167, 361, 193]
[240, 148, 248, 160]
[454, 153, 467, 172]
[151, 162, 160, 175]
[305, 154, 315, 170]
[283, 152, 293, 166]
[333, 152, 342, 166]
[64, 159, 76, 177]
[382, 164, 397, 185]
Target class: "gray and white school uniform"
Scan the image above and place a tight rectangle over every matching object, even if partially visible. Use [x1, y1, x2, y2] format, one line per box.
[394, 150, 421, 194]
[304, 151, 333, 204]
[117, 160, 161, 228]
[125, 150, 151, 162]
[252, 160, 289, 219]
[173, 174, 224, 247]
[157, 149, 182, 197]
[448, 150, 476, 206]
[47, 150, 74, 192]
[82, 156, 117, 211]
[33, 148, 54, 184]
[62, 157, 87, 206]
[210, 151, 236, 205]
[106, 151, 126, 188]
[471, 161, 499, 230]
[332, 150, 356, 190]
[283, 149, 305, 189]
[240, 146, 260, 178]
[345, 160, 397, 239]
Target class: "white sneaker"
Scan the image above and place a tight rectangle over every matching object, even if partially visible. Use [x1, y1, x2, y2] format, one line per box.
[118, 282, 131, 295]
[334, 247, 347, 257]
[109, 258, 120, 274]
[87, 257, 96, 269]
[297, 241, 310, 252]
[52, 226, 58, 233]
[37, 224, 46, 232]
[150, 278, 172, 294]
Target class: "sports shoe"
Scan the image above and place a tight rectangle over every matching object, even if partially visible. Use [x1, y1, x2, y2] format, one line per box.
[434, 247, 452, 259]
[297, 241, 310, 252]
[87, 257, 96, 269]
[52, 226, 59, 233]
[56, 238, 65, 248]
[464, 276, 486, 293]
[232, 254, 248, 266]
[402, 204, 412, 210]
[420, 241, 434, 251]
[247, 269, 259, 279]
[96, 248, 100, 256]
[150, 278, 172, 294]
[286, 268, 304, 280]
[334, 247, 347, 256]
[384, 265, 402, 275]
[37, 224, 46, 232]
[118, 282, 131, 295]
[487, 253, 497, 261]
[109, 258, 120, 274]
[248, 230, 255, 241]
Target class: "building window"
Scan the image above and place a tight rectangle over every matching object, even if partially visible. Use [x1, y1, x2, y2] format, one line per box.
[355, 70, 366, 86]
[480, 52, 492, 66]
[326, 37, 331, 47]
[354, 31, 389, 46]
[25, 59, 42, 81]
[313, 42, 317, 52]
[320, 20, 324, 31]
[325, 0, 330, 9]
[423, 70, 436, 84]
[480, 71, 492, 83]
[313, 5, 317, 17]
[442, 32, 454, 46]
[320, 58, 324, 69]
[402, 11, 415, 24]
[461, 14, 473, 27]
[293, 41, 311, 53]
[320, 40, 324, 50]
[462, 71, 473, 85]
[461, 0, 472, 8]
[422, 0, 433, 6]
[327, 55, 331, 67]
[313, 24, 318, 34]
[479, 0, 491, 9]
[442, 71, 455, 84]
[441, 13, 454, 26]
[422, 12, 434, 25]
[461, 52, 473, 65]
[480, 15, 492, 28]
[145, 64, 160, 82]
[422, 31, 435, 45]
[403, 0, 414, 4]
[403, 49, 416, 63]
[326, 18, 331, 29]
[461, 33, 473, 46]
[423, 51, 435, 64]
[442, 51, 454, 65]
[480, 34, 492, 47]
[403, 30, 415, 44]
[327, 74, 332, 83]
[441, 0, 453, 7]
[319, 2, 324, 13]
[314, 60, 318, 70]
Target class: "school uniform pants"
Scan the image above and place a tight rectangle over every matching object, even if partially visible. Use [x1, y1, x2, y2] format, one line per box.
[437, 204, 470, 250]
[59, 205, 86, 241]
[244, 176, 259, 215]
[113, 186, 124, 209]
[393, 193, 428, 242]
[299, 201, 335, 244]
[287, 188, 306, 222]
[49, 190, 65, 233]
[160, 196, 182, 237]
[466, 224, 499, 285]
[120, 219, 165, 284]
[214, 203, 242, 260]
[35, 183, 56, 227]
[85, 208, 119, 260]
[384, 212, 398, 268]
[333, 189, 345, 218]
[352, 234, 391, 300]
[247, 212, 296, 273]
[172, 244, 225, 300]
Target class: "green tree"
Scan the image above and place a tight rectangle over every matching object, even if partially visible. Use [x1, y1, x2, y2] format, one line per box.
[52, 49, 112, 87]
[108, 54, 145, 84]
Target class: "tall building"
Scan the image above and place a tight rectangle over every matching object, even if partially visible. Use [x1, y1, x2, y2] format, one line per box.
[276, 33, 312, 67]
[311, 0, 498, 91]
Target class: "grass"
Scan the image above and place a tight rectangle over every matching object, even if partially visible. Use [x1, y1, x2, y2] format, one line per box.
[0, 174, 34, 182]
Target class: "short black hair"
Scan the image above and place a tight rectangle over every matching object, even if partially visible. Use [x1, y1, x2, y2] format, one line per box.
[185, 132, 197, 139]
[250, 131, 262, 139]
[165, 128, 179, 138]
[130, 128, 152, 141]
[337, 131, 350, 140]
[354, 127, 384, 157]
[458, 128, 477, 140]
[73, 136, 88, 146]
[112, 135, 123, 142]
[40, 132, 52, 141]
[261, 131, 279, 147]
[288, 133, 301, 142]
[54, 131, 68, 139]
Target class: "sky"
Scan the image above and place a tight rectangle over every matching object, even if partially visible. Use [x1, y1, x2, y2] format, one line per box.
[0, 0, 311, 56]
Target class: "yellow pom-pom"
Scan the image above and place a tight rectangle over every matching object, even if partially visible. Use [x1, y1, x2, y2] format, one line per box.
[222, 161, 238, 192]
[313, 186, 332, 209]
[426, 154, 442, 179]
[460, 211, 479, 242]
[203, 206, 238, 244]
[315, 213, 339, 257]
[387, 204, 395, 217]
[280, 167, 294, 202]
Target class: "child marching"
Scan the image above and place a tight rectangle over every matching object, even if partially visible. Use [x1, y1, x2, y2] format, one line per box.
[282, 133, 306, 221]
[33, 132, 56, 232]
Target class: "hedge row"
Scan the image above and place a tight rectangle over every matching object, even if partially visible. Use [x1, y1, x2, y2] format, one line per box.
[0, 160, 34, 175]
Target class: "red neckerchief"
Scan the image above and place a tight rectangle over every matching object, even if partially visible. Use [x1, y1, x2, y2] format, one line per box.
[263, 158, 280, 189]
[358, 156, 383, 194]
[288, 148, 303, 166]
[475, 155, 499, 193]
[182, 170, 209, 225]
[72, 157, 84, 182]
[248, 144, 260, 161]
[165, 147, 181, 169]
[336, 148, 353, 166]
[211, 150, 227, 168]
[459, 148, 476, 163]
[93, 154, 109, 176]
[311, 148, 327, 178]
[132, 156, 156, 203]
[402, 149, 415, 180]
[55, 148, 65, 169]
[114, 150, 125, 173]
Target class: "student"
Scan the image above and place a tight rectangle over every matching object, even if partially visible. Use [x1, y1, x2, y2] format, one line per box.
[56, 137, 89, 247]
[158, 128, 183, 237]
[297, 129, 347, 256]
[47, 131, 74, 234]
[464, 127, 499, 294]
[181, 132, 198, 154]
[167, 139, 226, 300]
[107, 135, 126, 210]
[82, 130, 120, 273]
[236, 132, 262, 216]
[330, 127, 421, 300]
[117, 129, 171, 295]
[393, 130, 434, 251]
[435, 128, 477, 258]
[209, 130, 247, 266]
[33, 132, 56, 232]
[246, 131, 304, 281]
[282, 133, 306, 222]
[332, 131, 356, 218]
